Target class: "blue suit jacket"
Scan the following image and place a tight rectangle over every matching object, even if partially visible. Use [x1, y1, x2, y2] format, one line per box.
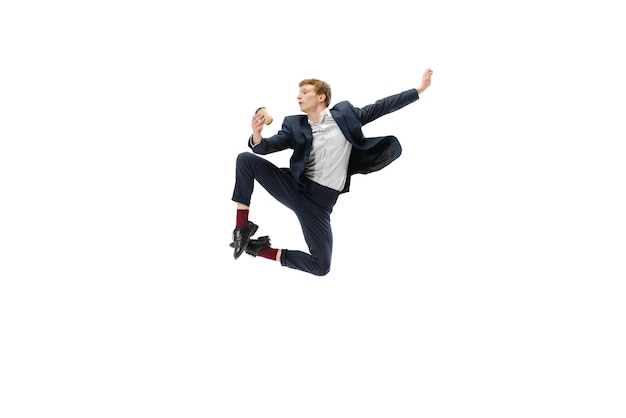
[249, 88, 419, 193]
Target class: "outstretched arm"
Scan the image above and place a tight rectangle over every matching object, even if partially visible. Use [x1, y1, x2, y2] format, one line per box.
[417, 68, 433, 95]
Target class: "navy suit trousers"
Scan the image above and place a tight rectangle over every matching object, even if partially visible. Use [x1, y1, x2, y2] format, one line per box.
[232, 152, 339, 276]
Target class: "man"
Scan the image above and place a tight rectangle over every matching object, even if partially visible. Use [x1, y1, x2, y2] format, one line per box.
[230, 68, 433, 276]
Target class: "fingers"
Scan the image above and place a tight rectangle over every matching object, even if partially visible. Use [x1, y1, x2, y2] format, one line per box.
[422, 68, 432, 87]
[251, 113, 265, 131]
[417, 69, 433, 94]
[252, 113, 265, 125]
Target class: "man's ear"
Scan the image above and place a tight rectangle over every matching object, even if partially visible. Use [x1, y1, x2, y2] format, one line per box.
[318, 94, 326, 103]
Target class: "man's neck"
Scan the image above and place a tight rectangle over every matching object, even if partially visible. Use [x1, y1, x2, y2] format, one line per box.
[307, 106, 328, 124]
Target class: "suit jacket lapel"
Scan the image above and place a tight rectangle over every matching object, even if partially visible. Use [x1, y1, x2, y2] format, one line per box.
[300, 116, 313, 162]
[330, 108, 352, 143]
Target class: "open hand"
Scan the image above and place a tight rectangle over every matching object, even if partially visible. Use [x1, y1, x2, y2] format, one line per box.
[417, 68, 433, 94]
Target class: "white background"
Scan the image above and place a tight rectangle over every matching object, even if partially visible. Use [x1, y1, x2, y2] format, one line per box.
[1, 1, 625, 417]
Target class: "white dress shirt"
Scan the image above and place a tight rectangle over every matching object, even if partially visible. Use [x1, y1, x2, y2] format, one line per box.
[304, 109, 352, 191]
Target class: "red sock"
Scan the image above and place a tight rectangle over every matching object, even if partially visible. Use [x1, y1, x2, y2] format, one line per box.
[258, 247, 278, 261]
[236, 209, 249, 228]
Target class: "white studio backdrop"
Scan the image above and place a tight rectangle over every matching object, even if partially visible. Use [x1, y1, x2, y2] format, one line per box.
[1, 1, 625, 417]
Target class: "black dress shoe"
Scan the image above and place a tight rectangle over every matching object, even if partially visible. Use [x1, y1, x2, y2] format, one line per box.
[230, 236, 271, 257]
[232, 221, 258, 259]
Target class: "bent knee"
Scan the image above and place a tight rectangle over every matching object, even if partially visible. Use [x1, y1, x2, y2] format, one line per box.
[236, 152, 255, 164]
[311, 260, 331, 277]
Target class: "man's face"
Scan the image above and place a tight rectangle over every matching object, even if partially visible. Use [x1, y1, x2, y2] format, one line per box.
[297, 84, 323, 113]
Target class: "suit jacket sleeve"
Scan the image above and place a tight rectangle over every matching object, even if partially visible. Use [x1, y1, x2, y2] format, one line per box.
[356, 89, 419, 125]
[247, 118, 296, 155]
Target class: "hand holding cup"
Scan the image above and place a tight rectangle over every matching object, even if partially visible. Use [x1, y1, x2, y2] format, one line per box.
[255, 107, 273, 125]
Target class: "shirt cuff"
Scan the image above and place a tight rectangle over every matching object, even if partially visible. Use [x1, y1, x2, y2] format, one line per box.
[249, 134, 259, 148]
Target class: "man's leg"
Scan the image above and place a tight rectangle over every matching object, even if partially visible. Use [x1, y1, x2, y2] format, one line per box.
[280, 204, 333, 276]
[231, 152, 298, 260]
[279, 182, 339, 276]
[231, 152, 298, 207]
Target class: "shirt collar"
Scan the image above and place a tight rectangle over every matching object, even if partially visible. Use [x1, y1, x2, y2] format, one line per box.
[309, 109, 331, 125]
